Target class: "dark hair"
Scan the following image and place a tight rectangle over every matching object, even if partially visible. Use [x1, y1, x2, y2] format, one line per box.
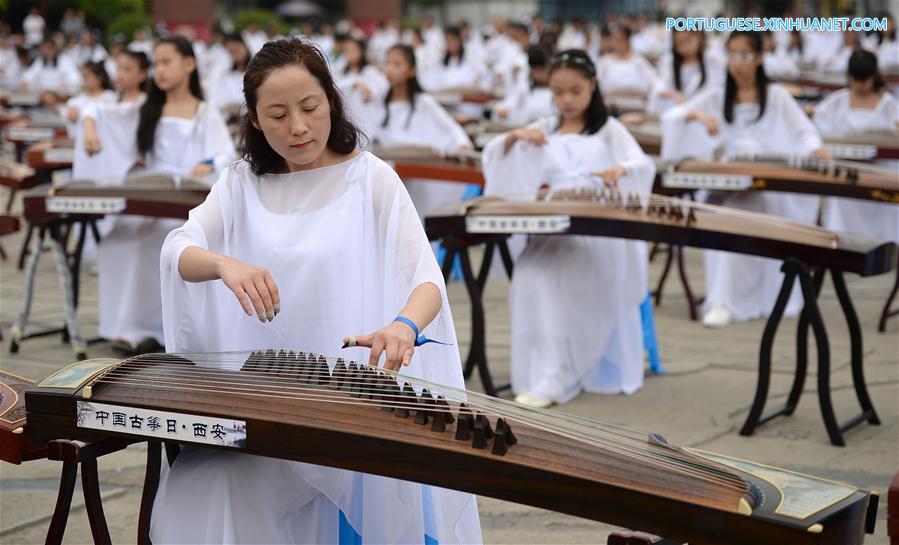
[443, 26, 465, 66]
[343, 37, 368, 73]
[528, 44, 550, 89]
[549, 49, 609, 135]
[672, 30, 706, 92]
[724, 31, 768, 123]
[137, 37, 203, 155]
[382, 44, 424, 129]
[240, 37, 362, 176]
[875, 12, 896, 44]
[224, 33, 251, 72]
[848, 48, 886, 91]
[38, 37, 58, 67]
[82, 61, 113, 91]
[611, 25, 632, 41]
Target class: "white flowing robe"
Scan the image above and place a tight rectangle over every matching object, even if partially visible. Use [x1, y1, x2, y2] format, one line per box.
[371, 93, 473, 222]
[596, 53, 659, 96]
[21, 56, 82, 95]
[660, 83, 824, 321]
[813, 89, 899, 243]
[482, 116, 655, 402]
[154, 152, 482, 545]
[77, 100, 235, 345]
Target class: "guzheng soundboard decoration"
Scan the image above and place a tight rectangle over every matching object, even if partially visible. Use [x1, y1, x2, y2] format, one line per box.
[0, 371, 47, 464]
[371, 145, 484, 186]
[661, 155, 899, 203]
[24, 353, 879, 545]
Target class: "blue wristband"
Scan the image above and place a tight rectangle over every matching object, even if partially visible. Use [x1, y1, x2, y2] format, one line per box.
[393, 316, 451, 347]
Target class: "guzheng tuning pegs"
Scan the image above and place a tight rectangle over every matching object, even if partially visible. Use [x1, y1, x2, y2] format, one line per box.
[455, 403, 473, 440]
[394, 383, 416, 418]
[491, 418, 517, 456]
[333, 358, 349, 390]
[414, 388, 434, 425]
[472, 414, 494, 449]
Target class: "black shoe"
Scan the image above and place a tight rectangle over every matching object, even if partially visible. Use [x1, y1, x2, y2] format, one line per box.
[110, 340, 137, 358]
[134, 337, 164, 355]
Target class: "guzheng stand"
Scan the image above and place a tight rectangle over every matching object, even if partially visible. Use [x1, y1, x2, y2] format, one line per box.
[739, 259, 881, 446]
[439, 236, 514, 397]
[442, 235, 882, 445]
[43, 438, 133, 545]
[9, 213, 101, 359]
[879, 267, 899, 332]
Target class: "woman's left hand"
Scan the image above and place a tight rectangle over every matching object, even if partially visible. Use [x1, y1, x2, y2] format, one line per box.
[810, 147, 832, 161]
[343, 320, 417, 372]
[191, 163, 213, 178]
[591, 165, 626, 187]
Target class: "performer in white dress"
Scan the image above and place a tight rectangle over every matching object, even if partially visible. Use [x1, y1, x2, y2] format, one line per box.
[661, 31, 830, 327]
[483, 49, 656, 408]
[648, 30, 725, 115]
[61, 61, 117, 137]
[20, 38, 82, 99]
[332, 37, 389, 140]
[813, 49, 899, 243]
[492, 45, 555, 126]
[371, 44, 473, 222]
[206, 33, 251, 113]
[80, 36, 235, 354]
[155, 37, 482, 545]
[596, 26, 659, 97]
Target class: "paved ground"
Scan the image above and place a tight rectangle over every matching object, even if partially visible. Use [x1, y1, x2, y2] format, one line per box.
[1, 207, 897, 544]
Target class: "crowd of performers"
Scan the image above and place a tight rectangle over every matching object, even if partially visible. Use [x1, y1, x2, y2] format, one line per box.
[2, 10, 898, 544]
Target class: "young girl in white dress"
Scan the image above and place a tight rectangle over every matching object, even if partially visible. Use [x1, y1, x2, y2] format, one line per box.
[596, 26, 659, 98]
[332, 37, 389, 140]
[492, 45, 555, 127]
[80, 37, 235, 354]
[661, 31, 830, 327]
[21, 38, 82, 102]
[372, 44, 473, 221]
[62, 61, 117, 137]
[648, 29, 725, 115]
[813, 49, 899, 244]
[483, 49, 656, 408]
[207, 33, 251, 113]
[154, 36, 481, 545]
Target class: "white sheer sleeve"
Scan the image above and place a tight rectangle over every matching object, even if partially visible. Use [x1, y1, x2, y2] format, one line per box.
[811, 90, 846, 136]
[660, 86, 722, 161]
[199, 103, 237, 179]
[417, 94, 471, 150]
[771, 84, 822, 154]
[602, 118, 657, 194]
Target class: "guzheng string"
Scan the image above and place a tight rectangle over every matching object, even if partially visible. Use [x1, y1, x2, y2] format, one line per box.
[94, 353, 748, 491]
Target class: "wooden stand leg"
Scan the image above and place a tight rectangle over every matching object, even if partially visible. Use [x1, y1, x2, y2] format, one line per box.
[44, 461, 78, 545]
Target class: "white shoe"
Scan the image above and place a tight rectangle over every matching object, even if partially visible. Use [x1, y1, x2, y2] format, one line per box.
[514, 391, 554, 408]
[702, 302, 733, 328]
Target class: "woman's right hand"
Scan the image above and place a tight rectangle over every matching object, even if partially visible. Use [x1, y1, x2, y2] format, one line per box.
[504, 126, 547, 154]
[84, 127, 102, 155]
[686, 111, 719, 135]
[217, 256, 281, 322]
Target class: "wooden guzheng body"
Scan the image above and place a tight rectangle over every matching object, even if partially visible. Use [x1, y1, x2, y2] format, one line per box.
[24, 353, 878, 545]
[371, 145, 484, 186]
[662, 156, 899, 203]
[24, 172, 210, 223]
[0, 371, 47, 463]
[26, 139, 74, 170]
[426, 188, 896, 276]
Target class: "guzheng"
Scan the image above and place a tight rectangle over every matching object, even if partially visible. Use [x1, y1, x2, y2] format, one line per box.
[661, 155, 899, 204]
[24, 172, 210, 223]
[1, 371, 47, 464]
[426, 188, 896, 276]
[371, 145, 484, 186]
[24, 353, 878, 545]
[26, 140, 74, 170]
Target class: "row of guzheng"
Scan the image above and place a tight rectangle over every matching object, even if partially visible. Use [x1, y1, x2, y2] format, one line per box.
[23, 173, 209, 223]
[369, 145, 485, 186]
[661, 155, 899, 203]
[425, 187, 896, 276]
[21, 353, 878, 545]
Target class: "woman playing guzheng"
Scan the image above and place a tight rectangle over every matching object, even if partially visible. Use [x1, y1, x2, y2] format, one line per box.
[660, 30, 830, 328]
[812, 49, 899, 245]
[481, 49, 656, 408]
[155, 38, 482, 545]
